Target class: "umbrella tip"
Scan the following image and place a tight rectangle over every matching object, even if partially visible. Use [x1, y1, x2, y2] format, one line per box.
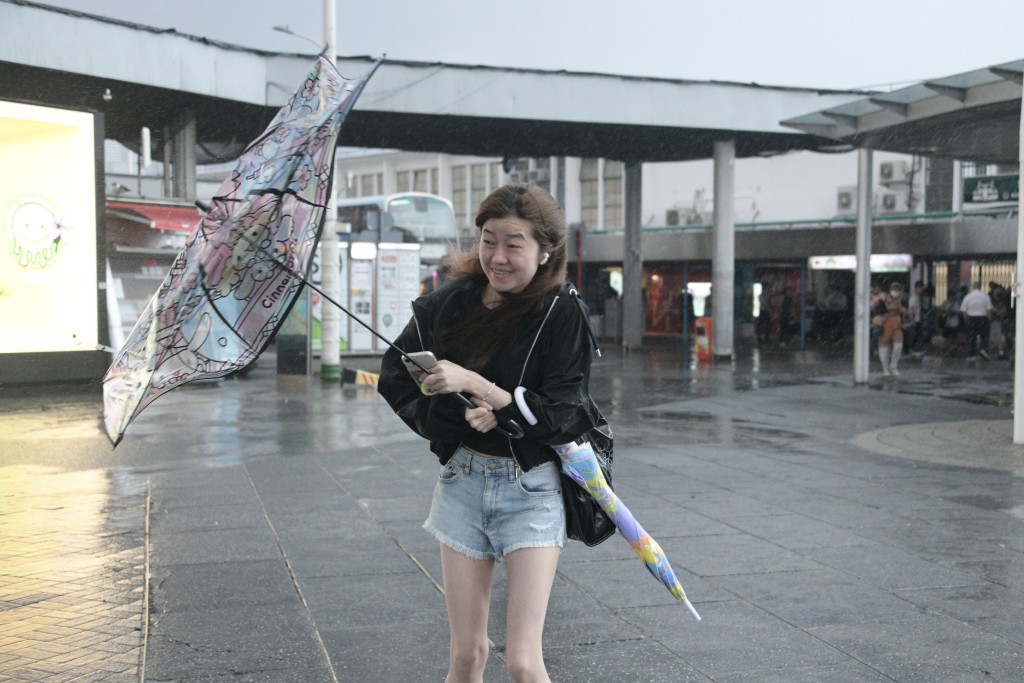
[684, 598, 702, 621]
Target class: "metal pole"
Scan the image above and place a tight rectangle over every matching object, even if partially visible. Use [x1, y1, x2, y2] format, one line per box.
[320, 0, 341, 381]
[682, 262, 690, 348]
[799, 262, 806, 351]
[712, 140, 735, 357]
[1013, 87, 1024, 442]
[853, 148, 874, 384]
[575, 228, 584, 290]
[622, 161, 643, 351]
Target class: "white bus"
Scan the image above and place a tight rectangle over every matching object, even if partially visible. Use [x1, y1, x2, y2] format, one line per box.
[337, 192, 460, 272]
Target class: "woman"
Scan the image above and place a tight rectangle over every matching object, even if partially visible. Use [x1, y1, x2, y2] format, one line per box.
[875, 281, 907, 375]
[378, 182, 600, 683]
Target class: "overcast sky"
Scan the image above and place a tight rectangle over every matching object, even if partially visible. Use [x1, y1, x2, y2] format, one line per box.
[36, 0, 1024, 90]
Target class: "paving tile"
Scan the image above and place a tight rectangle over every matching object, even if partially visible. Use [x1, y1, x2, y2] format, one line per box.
[809, 615, 1024, 681]
[711, 567, 930, 628]
[0, 465, 146, 682]
[620, 599, 852, 676]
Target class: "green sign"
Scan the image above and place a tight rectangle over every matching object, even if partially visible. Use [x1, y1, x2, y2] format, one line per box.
[963, 174, 1019, 203]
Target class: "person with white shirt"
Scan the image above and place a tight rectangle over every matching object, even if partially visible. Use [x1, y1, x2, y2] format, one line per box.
[960, 282, 993, 360]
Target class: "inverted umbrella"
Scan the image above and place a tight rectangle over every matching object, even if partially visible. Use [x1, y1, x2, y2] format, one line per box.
[103, 54, 380, 445]
[554, 440, 702, 621]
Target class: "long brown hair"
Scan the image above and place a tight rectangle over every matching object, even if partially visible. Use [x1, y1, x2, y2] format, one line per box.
[437, 182, 567, 369]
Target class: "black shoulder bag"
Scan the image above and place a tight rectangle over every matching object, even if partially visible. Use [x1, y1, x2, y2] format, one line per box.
[560, 284, 616, 546]
[561, 413, 616, 546]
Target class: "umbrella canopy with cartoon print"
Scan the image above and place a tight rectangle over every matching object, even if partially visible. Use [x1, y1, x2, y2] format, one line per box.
[103, 54, 380, 445]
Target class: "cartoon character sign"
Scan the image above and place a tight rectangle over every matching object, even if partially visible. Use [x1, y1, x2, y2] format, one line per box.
[5, 197, 70, 268]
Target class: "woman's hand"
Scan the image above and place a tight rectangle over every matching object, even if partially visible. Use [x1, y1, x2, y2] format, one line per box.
[418, 359, 477, 396]
[464, 397, 497, 433]
[418, 360, 512, 412]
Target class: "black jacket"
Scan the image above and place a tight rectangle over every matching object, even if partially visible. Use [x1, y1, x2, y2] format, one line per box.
[377, 277, 601, 471]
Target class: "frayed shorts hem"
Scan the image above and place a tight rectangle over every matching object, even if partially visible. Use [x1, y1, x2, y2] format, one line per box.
[423, 523, 564, 562]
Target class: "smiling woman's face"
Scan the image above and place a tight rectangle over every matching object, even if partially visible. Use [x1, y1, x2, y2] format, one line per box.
[478, 216, 543, 296]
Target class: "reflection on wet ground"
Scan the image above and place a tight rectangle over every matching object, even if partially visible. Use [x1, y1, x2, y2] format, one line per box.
[593, 340, 1021, 476]
[594, 340, 1016, 421]
[0, 465, 147, 681]
[0, 339, 1021, 680]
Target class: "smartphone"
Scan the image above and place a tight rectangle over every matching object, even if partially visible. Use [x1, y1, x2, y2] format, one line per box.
[401, 351, 437, 381]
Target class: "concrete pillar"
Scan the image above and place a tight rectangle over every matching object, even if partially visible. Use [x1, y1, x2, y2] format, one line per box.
[161, 132, 172, 198]
[853, 148, 874, 384]
[436, 153, 452, 199]
[563, 157, 582, 226]
[1013, 87, 1024, 442]
[381, 157, 396, 196]
[550, 155, 559, 202]
[320, 0, 341, 381]
[163, 110, 197, 201]
[952, 160, 962, 214]
[712, 140, 735, 357]
[622, 161, 644, 351]
[596, 158, 606, 232]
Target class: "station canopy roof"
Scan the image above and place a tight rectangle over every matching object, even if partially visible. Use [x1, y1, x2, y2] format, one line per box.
[1, 1, 870, 165]
[781, 60, 1023, 164]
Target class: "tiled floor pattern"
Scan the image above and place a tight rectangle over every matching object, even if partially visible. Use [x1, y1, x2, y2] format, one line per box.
[0, 465, 147, 682]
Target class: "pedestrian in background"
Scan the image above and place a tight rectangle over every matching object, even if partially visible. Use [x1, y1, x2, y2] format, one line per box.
[379, 182, 600, 683]
[961, 282, 993, 360]
[756, 285, 773, 343]
[869, 280, 885, 356]
[875, 281, 906, 376]
[819, 285, 848, 344]
[778, 287, 795, 346]
[920, 283, 936, 354]
[942, 287, 964, 354]
[680, 287, 696, 340]
[989, 282, 1011, 360]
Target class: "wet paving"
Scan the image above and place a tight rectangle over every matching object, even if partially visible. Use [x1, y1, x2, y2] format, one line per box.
[0, 465, 147, 681]
[0, 339, 1022, 681]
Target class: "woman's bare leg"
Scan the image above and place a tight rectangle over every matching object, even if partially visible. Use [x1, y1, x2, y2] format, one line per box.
[503, 547, 561, 683]
[440, 544, 495, 683]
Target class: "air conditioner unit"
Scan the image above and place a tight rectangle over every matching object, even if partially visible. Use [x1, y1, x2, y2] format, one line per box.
[836, 186, 856, 214]
[879, 160, 908, 185]
[527, 169, 549, 182]
[879, 189, 909, 213]
[666, 209, 680, 226]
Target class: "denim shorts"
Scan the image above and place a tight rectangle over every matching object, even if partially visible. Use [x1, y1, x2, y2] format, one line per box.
[423, 447, 566, 560]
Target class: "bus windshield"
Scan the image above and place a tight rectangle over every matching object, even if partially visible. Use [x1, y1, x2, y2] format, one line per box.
[386, 194, 457, 242]
[338, 193, 458, 264]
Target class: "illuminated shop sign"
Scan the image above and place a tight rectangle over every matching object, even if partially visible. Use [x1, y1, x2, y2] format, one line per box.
[809, 254, 912, 272]
[0, 100, 98, 354]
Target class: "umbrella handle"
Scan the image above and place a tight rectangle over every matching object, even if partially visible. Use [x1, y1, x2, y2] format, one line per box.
[451, 392, 525, 439]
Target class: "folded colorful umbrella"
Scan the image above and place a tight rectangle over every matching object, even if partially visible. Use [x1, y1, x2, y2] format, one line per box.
[554, 440, 701, 621]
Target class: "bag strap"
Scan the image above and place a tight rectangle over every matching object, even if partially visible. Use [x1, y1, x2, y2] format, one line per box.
[567, 284, 601, 357]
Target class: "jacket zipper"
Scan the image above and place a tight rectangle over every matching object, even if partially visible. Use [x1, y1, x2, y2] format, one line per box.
[507, 294, 561, 479]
